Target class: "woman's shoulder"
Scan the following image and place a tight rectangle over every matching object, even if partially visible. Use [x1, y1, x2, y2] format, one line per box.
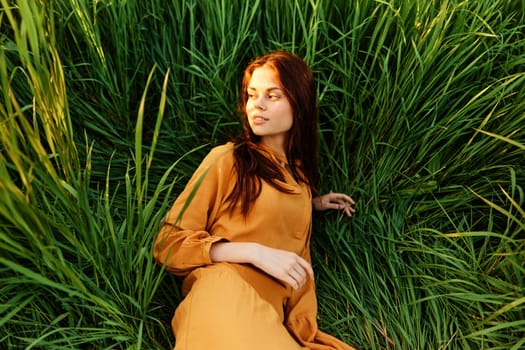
[201, 142, 236, 169]
[207, 142, 235, 159]
[209, 141, 235, 154]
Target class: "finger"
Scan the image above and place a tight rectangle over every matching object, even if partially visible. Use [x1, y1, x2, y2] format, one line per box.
[328, 198, 348, 207]
[333, 198, 355, 210]
[288, 268, 305, 289]
[346, 195, 356, 204]
[296, 257, 314, 279]
[325, 202, 342, 211]
[337, 194, 355, 205]
[330, 202, 348, 211]
[344, 201, 356, 212]
[286, 276, 300, 290]
[337, 196, 354, 207]
[289, 264, 306, 282]
[327, 192, 353, 203]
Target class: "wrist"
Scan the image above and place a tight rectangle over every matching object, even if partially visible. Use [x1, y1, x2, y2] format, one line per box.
[210, 241, 261, 265]
[249, 242, 263, 267]
[312, 196, 322, 211]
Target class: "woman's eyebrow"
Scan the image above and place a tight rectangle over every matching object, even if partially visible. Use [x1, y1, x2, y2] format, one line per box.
[247, 86, 282, 92]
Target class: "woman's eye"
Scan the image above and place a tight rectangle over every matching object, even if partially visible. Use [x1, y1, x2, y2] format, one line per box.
[268, 94, 279, 100]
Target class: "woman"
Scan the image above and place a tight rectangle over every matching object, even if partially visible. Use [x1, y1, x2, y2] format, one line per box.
[154, 50, 356, 350]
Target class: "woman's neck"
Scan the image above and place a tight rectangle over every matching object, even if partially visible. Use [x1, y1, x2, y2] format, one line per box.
[259, 137, 286, 157]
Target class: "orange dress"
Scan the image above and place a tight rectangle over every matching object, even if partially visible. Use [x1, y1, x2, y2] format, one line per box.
[154, 142, 354, 350]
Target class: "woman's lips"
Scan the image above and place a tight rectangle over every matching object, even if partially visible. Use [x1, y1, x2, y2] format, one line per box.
[252, 116, 269, 124]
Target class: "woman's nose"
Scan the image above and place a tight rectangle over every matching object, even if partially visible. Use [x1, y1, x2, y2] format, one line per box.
[255, 97, 266, 110]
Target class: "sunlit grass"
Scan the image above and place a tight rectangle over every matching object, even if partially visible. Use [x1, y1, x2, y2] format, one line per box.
[1, 0, 524, 348]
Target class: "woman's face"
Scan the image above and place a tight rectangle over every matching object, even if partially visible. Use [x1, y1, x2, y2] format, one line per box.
[245, 65, 293, 154]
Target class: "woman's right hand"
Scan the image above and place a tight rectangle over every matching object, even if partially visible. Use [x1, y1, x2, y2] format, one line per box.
[210, 242, 313, 290]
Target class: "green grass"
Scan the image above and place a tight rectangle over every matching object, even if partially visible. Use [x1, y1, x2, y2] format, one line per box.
[1, 0, 524, 348]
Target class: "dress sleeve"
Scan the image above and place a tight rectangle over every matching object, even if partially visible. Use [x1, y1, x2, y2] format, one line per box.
[153, 144, 234, 276]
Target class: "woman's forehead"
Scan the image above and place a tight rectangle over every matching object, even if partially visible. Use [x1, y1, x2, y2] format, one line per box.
[248, 66, 282, 89]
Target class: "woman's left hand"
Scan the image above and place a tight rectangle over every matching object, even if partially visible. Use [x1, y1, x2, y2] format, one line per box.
[313, 192, 356, 217]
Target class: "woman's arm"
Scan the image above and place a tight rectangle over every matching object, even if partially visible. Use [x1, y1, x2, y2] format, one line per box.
[312, 192, 356, 217]
[154, 145, 234, 276]
[210, 242, 314, 290]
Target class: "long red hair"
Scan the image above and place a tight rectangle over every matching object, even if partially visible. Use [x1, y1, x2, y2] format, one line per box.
[227, 51, 320, 216]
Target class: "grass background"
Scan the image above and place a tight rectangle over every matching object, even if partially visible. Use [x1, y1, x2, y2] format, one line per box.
[1, 0, 524, 348]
